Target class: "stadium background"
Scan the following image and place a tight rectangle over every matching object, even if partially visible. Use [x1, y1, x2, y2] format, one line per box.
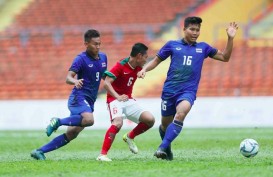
[0, 0, 272, 129]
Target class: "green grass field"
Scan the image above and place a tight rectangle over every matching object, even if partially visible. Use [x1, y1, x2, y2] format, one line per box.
[1, 128, 272, 177]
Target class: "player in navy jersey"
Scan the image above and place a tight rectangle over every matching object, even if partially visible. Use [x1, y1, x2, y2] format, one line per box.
[30, 29, 107, 160]
[138, 17, 238, 160]
[96, 43, 155, 161]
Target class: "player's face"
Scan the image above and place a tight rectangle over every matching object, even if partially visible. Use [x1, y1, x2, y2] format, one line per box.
[85, 37, 101, 58]
[137, 52, 148, 67]
[183, 24, 200, 44]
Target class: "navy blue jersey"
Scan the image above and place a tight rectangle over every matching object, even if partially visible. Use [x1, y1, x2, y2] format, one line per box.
[69, 51, 107, 104]
[158, 39, 217, 99]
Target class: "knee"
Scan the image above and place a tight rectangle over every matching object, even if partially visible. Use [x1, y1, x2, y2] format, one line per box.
[112, 117, 123, 130]
[81, 114, 94, 127]
[140, 112, 155, 127]
[65, 131, 80, 141]
[85, 117, 94, 126]
[175, 111, 187, 121]
[161, 116, 174, 131]
[147, 116, 155, 127]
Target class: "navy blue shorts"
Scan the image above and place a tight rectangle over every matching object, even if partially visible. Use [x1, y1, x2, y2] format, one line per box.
[68, 95, 94, 115]
[161, 92, 196, 117]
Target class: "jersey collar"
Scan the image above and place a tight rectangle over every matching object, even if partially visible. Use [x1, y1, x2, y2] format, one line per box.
[86, 51, 100, 60]
[127, 57, 135, 69]
[181, 38, 197, 46]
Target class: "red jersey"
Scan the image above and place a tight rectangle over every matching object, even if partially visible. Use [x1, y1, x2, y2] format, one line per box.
[104, 57, 142, 103]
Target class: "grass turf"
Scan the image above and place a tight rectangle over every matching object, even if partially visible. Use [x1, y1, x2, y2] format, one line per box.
[0, 128, 272, 177]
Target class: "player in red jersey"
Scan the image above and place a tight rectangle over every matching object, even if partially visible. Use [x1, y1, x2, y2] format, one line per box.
[97, 43, 155, 161]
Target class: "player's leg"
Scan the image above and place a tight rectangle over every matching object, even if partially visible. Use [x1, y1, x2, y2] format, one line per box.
[97, 117, 122, 161]
[155, 100, 191, 160]
[80, 112, 94, 126]
[46, 115, 82, 137]
[127, 111, 154, 139]
[57, 110, 94, 127]
[158, 116, 174, 160]
[31, 126, 84, 160]
[41, 126, 85, 152]
[97, 101, 123, 161]
[154, 99, 176, 159]
[33, 99, 93, 160]
[123, 100, 155, 154]
[65, 126, 85, 140]
[46, 98, 93, 137]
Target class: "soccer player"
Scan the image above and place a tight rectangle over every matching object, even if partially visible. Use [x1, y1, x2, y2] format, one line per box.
[138, 17, 238, 160]
[30, 29, 107, 160]
[96, 43, 155, 161]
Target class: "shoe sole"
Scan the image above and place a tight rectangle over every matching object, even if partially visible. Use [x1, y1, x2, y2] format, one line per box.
[123, 136, 138, 154]
[46, 126, 53, 137]
[46, 118, 59, 137]
[30, 153, 39, 160]
[30, 153, 45, 160]
[166, 151, 173, 161]
[96, 158, 112, 162]
[154, 151, 167, 159]
[46, 126, 56, 137]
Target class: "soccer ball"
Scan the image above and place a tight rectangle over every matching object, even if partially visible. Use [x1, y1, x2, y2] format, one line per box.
[239, 138, 259, 158]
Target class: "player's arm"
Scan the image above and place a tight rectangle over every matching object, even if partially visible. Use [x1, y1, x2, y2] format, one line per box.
[138, 56, 162, 78]
[66, 71, 84, 89]
[212, 22, 238, 62]
[104, 76, 128, 102]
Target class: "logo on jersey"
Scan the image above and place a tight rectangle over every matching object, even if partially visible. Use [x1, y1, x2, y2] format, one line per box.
[88, 64, 93, 67]
[124, 72, 130, 74]
[84, 100, 90, 107]
[176, 47, 182, 50]
[196, 48, 202, 53]
[102, 62, 106, 67]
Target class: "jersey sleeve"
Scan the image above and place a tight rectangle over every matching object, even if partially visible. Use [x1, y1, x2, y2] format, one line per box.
[69, 55, 82, 73]
[104, 62, 122, 80]
[100, 52, 108, 72]
[157, 41, 173, 61]
[204, 43, 218, 58]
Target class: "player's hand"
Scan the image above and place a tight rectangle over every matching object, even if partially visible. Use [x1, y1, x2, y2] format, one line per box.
[117, 94, 129, 102]
[75, 79, 84, 89]
[226, 22, 238, 39]
[137, 70, 146, 79]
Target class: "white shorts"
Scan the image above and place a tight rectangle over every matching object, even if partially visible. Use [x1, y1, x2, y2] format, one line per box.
[107, 99, 145, 123]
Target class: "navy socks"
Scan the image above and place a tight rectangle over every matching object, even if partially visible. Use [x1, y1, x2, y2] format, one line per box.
[159, 125, 172, 153]
[160, 120, 183, 149]
[39, 134, 69, 153]
[59, 115, 82, 126]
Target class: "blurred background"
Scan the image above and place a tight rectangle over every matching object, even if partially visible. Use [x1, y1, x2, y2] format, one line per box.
[0, 0, 272, 129]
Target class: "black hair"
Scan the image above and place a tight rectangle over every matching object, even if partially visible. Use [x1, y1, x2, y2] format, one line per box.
[184, 16, 202, 28]
[130, 43, 148, 57]
[84, 29, 100, 42]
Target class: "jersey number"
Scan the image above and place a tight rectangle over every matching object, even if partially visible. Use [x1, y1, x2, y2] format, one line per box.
[96, 72, 100, 81]
[161, 100, 167, 111]
[127, 77, 134, 86]
[183, 55, 192, 66]
[113, 107, 118, 114]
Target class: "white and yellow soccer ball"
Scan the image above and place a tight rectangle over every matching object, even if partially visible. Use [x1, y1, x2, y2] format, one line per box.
[239, 138, 259, 158]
